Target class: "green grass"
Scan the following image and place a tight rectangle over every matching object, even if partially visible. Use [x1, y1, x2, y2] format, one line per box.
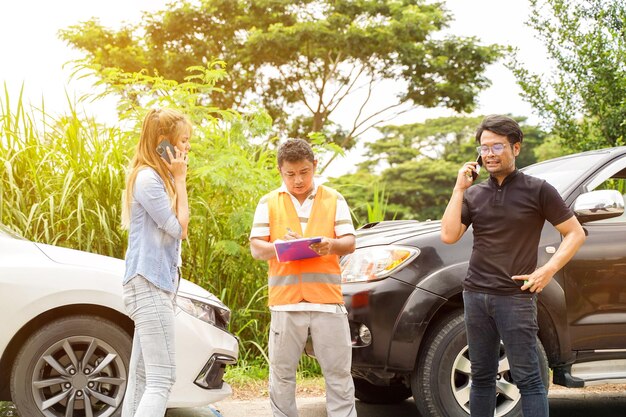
[0, 401, 17, 416]
[225, 360, 325, 399]
[0, 86, 129, 258]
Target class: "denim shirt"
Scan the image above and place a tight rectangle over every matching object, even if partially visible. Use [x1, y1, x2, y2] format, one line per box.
[123, 167, 182, 293]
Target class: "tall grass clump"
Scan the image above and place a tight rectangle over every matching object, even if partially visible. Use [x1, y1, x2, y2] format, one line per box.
[365, 181, 393, 223]
[0, 85, 129, 257]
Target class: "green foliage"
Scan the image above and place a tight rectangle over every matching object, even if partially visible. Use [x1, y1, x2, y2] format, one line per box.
[0, 85, 129, 257]
[370, 115, 485, 167]
[332, 175, 393, 227]
[0, 67, 279, 362]
[597, 178, 626, 195]
[331, 158, 457, 222]
[532, 135, 570, 162]
[368, 115, 549, 169]
[329, 170, 380, 227]
[365, 182, 392, 224]
[380, 158, 460, 221]
[510, 0, 626, 150]
[225, 360, 270, 383]
[224, 358, 323, 389]
[60, 0, 502, 152]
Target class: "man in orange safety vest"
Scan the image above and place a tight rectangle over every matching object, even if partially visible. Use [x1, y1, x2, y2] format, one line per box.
[250, 138, 357, 417]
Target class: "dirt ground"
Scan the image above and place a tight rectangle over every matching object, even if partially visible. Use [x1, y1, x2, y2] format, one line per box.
[164, 381, 626, 417]
[228, 378, 626, 400]
[201, 382, 626, 417]
[548, 382, 626, 397]
[228, 377, 326, 400]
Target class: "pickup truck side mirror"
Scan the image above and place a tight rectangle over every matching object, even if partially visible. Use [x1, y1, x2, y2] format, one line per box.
[573, 189, 625, 224]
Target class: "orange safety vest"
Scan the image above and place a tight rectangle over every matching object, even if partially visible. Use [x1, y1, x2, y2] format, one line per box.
[267, 185, 343, 306]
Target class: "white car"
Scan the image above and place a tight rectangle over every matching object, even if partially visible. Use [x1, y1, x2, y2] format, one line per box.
[0, 224, 238, 417]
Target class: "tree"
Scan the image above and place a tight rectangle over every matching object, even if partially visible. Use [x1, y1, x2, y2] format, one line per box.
[532, 134, 569, 161]
[363, 115, 545, 170]
[366, 115, 484, 168]
[60, 0, 502, 157]
[510, 0, 626, 150]
[381, 157, 460, 220]
[331, 115, 550, 222]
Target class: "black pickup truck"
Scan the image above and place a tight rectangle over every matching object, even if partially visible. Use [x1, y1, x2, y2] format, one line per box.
[339, 147, 626, 417]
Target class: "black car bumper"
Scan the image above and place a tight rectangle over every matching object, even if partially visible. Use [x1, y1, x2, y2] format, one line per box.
[342, 276, 446, 373]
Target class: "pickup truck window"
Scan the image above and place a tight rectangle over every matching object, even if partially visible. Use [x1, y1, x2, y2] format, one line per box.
[523, 152, 606, 195]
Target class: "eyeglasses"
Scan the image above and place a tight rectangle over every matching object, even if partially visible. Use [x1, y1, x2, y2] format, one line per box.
[476, 143, 508, 156]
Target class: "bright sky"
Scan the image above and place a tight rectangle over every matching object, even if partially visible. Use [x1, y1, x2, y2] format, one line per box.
[0, 0, 548, 176]
[0, 0, 167, 122]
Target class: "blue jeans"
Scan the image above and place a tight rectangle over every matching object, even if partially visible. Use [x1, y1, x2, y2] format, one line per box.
[463, 290, 548, 417]
[122, 276, 176, 417]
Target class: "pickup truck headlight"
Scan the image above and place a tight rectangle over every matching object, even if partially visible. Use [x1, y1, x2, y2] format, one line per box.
[176, 295, 231, 330]
[341, 246, 419, 283]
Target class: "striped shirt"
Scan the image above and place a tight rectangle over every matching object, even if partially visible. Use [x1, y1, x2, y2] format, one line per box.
[250, 177, 355, 313]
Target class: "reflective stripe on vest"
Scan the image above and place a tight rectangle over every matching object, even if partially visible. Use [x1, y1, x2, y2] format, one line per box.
[268, 273, 342, 287]
[267, 185, 343, 306]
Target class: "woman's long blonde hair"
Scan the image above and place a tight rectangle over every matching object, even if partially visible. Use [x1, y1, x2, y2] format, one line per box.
[121, 108, 192, 229]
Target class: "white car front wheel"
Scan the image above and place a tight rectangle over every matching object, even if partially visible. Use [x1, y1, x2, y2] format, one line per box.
[10, 315, 131, 417]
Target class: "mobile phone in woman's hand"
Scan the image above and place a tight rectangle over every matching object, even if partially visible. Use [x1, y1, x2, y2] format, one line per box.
[156, 139, 176, 163]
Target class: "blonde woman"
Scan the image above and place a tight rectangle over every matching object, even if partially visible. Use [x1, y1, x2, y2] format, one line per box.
[120, 108, 192, 417]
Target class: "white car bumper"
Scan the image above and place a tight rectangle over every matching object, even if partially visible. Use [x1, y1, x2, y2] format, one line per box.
[168, 307, 239, 407]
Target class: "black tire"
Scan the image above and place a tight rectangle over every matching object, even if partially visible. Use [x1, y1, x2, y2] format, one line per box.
[10, 315, 132, 417]
[411, 310, 549, 417]
[353, 377, 412, 404]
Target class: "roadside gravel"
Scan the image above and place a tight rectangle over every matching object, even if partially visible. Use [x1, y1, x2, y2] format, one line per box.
[227, 377, 326, 400]
[223, 379, 626, 400]
[547, 382, 626, 398]
[166, 383, 626, 417]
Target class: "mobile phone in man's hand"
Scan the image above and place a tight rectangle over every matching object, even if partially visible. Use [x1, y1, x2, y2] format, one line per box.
[156, 139, 176, 163]
[471, 155, 483, 181]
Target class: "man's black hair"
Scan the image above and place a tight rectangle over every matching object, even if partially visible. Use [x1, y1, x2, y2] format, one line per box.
[475, 115, 524, 144]
[277, 139, 315, 167]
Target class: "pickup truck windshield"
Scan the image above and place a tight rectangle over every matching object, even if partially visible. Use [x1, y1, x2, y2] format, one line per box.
[522, 152, 607, 196]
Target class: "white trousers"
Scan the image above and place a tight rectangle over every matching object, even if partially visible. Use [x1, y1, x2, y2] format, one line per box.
[121, 276, 176, 417]
[269, 310, 357, 417]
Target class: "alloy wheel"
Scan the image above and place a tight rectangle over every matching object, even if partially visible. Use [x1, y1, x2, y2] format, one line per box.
[31, 335, 127, 417]
[450, 344, 520, 417]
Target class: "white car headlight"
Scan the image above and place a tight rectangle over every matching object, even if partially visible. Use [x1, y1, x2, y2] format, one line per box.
[177, 296, 230, 330]
[341, 245, 420, 283]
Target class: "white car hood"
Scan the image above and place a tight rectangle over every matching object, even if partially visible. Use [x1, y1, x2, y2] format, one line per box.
[35, 242, 125, 276]
[35, 242, 227, 310]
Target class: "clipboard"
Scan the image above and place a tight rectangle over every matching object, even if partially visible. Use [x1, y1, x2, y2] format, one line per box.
[274, 236, 323, 262]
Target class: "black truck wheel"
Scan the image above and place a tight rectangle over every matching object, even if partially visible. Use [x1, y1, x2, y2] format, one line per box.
[411, 310, 549, 417]
[10, 315, 131, 417]
[353, 377, 412, 404]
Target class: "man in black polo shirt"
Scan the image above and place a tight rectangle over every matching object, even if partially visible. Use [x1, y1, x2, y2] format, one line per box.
[440, 115, 586, 417]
